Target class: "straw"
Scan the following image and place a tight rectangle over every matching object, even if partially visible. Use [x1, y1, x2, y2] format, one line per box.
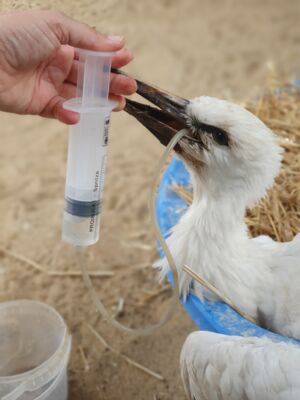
[112, 298, 125, 318]
[0, 247, 114, 278]
[78, 346, 90, 372]
[183, 264, 257, 325]
[85, 323, 165, 381]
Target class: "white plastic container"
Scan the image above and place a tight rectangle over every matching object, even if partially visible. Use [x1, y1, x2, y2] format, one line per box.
[0, 300, 71, 400]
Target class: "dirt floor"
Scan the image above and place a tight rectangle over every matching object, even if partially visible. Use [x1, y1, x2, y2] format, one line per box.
[0, 0, 300, 399]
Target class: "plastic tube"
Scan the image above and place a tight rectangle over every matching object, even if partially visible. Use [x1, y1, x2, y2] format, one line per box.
[78, 129, 187, 335]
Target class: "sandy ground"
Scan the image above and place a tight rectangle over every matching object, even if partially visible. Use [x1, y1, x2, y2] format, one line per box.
[0, 0, 300, 399]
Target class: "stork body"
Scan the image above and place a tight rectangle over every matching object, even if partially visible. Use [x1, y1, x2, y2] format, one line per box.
[181, 331, 300, 400]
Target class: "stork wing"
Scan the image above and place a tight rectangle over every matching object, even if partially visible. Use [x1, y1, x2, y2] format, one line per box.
[252, 233, 300, 268]
[180, 331, 300, 400]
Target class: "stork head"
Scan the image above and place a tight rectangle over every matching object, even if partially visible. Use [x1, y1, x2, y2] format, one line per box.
[125, 84, 282, 207]
[183, 96, 282, 205]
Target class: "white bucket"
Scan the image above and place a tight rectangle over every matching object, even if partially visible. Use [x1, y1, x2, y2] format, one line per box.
[0, 300, 71, 400]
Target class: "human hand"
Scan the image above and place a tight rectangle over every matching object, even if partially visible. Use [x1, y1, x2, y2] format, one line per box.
[0, 10, 137, 124]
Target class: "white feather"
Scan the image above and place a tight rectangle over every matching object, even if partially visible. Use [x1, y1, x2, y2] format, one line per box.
[180, 331, 300, 400]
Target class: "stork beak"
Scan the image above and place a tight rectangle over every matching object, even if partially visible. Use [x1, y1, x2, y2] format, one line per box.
[125, 98, 187, 147]
[112, 68, 189, 146]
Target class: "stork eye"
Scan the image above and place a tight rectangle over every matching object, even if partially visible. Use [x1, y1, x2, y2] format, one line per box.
[211, 130, 229, 146]
[189, 116, 229, 147]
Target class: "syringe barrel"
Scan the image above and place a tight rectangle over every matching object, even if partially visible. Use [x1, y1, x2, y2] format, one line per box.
[62, 103, 114, 246]
[62, 49, 115, 247]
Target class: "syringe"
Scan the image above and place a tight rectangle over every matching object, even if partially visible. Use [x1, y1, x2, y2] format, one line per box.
[61, 52, 180, 335]
[62, 49, 116, 247]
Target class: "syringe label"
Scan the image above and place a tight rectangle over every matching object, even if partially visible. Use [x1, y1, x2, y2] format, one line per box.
[93, 170, 100, 193]
[64, 197, 101, 218]
[99, 154, 107, 196]
[103, 117, 110, 147]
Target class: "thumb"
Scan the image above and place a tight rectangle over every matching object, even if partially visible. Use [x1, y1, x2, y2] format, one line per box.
[48, 11, 125, 52]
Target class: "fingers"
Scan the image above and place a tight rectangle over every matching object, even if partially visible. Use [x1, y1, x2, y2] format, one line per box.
[59, 82, 77, 100]
[57, 107, 80, 125]
[112, 48, 134, 68]
[41, 94, 79, 125]
[109, 95, 126, 111]
[110, 73, 137, 95]
[66, 62, 137, 96]
[49, 11, 125, 52]
[40, 81, 78, 124]
[52, 96, 125, 124]
[41, 86, 126, 124]
[74, 47, 134, 68]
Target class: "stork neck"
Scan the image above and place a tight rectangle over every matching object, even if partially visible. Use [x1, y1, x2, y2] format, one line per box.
[174, 171, 258, 311]
[190, 172, 247, 232]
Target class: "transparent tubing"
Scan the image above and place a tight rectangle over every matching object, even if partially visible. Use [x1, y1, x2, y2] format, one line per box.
[78, 130, 186, 335]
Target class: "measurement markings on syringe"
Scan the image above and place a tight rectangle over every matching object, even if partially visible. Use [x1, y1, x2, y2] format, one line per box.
[88, 154, 107, 232]
[99, 155, 107, 196]
[89, 215, 95, 232]
[93, 170, 100, 192]
[103, 117, 110, 147]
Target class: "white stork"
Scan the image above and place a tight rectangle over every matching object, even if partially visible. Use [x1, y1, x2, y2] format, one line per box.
[124, 79, 300, 399]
